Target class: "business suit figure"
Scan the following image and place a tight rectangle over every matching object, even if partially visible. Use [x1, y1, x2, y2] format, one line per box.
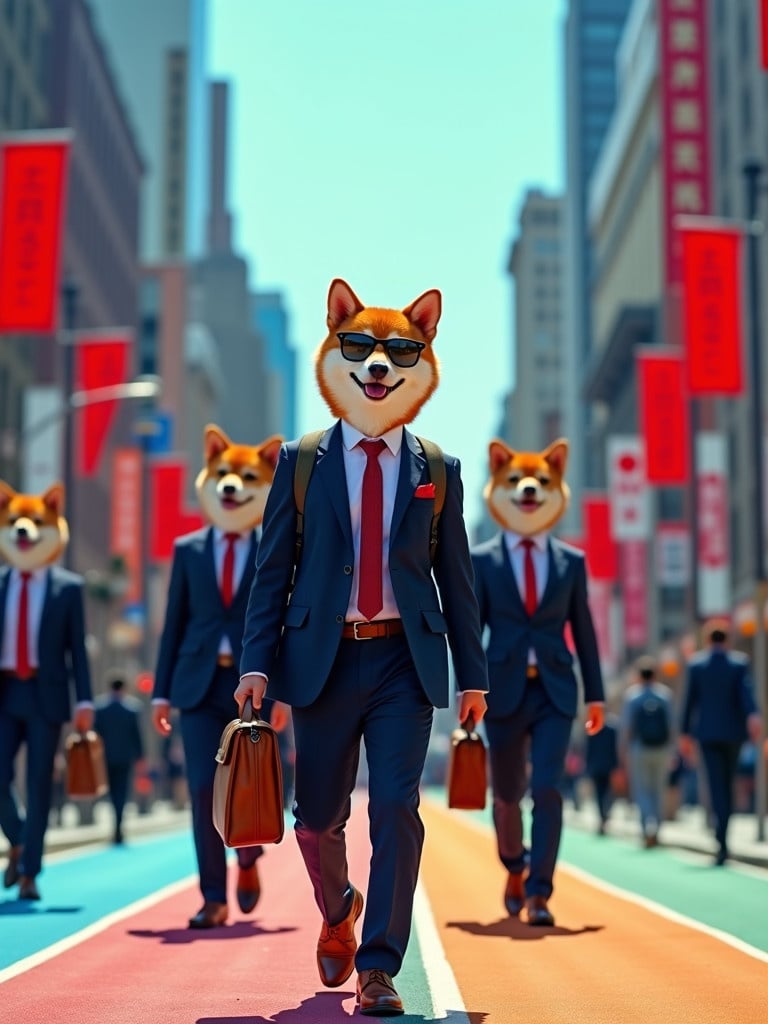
[153, 526, 282, 927]
[680, 620, 762, 865]
[0, 563, 93, 900]
[94, 675, 144, 844]
[237, 421, 488, 1012]
[585, 712, 619, 834]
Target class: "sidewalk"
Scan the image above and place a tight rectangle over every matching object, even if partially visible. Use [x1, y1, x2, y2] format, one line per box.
[564, 798, 768, 869]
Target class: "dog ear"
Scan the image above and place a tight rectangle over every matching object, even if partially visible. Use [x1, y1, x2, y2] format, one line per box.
[42, 482, 65, 515]
[259, 435, 284, 471]
[543, 438, 569, 476]
[203, 425, 231, 462]
[488, 440, 512, 474]
[327, 279, 364, 329]
[403, 289, 441, 341]
[0, 480, 16, 510]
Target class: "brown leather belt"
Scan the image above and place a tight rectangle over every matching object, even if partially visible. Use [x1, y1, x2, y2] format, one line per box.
[526, 665, 540, 679]
[217, 654, 235, 667]
[341, 619, 405, 640]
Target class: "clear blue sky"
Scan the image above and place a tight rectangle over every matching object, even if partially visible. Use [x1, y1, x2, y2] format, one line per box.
[209, 0, 565, 525]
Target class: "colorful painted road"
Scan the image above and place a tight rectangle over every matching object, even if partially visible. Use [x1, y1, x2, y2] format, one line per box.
[1, 792, 767, 1022]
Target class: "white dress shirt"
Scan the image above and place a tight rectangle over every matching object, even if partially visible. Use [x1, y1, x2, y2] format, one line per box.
[0, 566, 47, 672]
[504, 530, 549, 667]
[213, 527, 253, 655]
[341, 419, 402, 622]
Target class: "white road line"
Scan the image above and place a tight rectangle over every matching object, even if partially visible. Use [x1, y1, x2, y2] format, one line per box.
[0, 875, 196, 984]
[413, 877, 471, 1022]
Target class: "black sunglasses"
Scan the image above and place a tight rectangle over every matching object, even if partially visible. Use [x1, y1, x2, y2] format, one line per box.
[336, 332, 425, 368]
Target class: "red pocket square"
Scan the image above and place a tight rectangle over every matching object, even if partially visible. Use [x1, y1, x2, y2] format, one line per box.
[414, 483, 436, 498]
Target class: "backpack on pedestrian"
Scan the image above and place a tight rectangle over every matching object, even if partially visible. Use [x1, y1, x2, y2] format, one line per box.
[633, 693, 670, 747]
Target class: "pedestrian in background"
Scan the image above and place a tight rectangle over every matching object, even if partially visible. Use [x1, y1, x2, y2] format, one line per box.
[93, 675, 145, 844]
[620, 656, 674, 848]
[680, 620, 762, 865]
[585, 711, 619, 835]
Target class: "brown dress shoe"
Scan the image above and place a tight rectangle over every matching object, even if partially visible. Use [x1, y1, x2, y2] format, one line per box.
[503, 871, 525, 916]
[18, 875, 40, 901]
[316, 886, 363, 988]
[188, 900, 228, 929]
[357, 969, 404, 1017]
[4, 846, 22, 889]
[236, 863, 261, 914]
[525, 895, 554, 927]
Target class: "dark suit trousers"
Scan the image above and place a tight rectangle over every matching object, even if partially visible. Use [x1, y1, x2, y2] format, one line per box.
[700, 741, 741, 851]
[106, 763, 133, 832]
[179, 665, 263, 904]
[291, 634, 433, 978]
[0, 675, 61, 878]
[484, 678, 572, 899]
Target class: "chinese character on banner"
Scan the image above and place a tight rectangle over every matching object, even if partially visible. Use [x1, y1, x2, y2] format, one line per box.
[680, 224, 745, 395]
[0, 134, 71, 333]
[621, 540, 649, 649]
[637, 349, 690, 485]
[606, 436, 650, 540]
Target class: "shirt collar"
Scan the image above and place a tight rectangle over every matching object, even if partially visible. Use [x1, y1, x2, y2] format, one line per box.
[13, 565, 47, 583]
[213, 526, 248, 543]
[503, 530, 549, 553]
[341, 420, 403, 457]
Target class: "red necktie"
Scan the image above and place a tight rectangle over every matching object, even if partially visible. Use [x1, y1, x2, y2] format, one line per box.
[221, 533, 239, 607]
[521, 539, 538, 616]
[17, 571, 32, 679]
[357, 439, 386, 621]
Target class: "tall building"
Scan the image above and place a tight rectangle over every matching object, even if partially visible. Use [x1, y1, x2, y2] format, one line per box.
[506, 190, 565, 451]
[253, 291, 298, 441]
[562, 0, 634, 531]
[87, 0, 208, 263]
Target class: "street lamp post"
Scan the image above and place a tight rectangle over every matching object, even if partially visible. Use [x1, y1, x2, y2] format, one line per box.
[743, 159, 768, 842]
[61, 278, 78, 570]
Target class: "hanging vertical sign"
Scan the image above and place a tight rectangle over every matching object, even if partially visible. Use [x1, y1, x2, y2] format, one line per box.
[606, 436, 650, 540]
[0, 133, 71, 333]
[761, 0, 768, 70]
[637, 349, 690, 484]
[680, 223, 745, 395]
[696, 432, 730, 615]
[148, 456, 205, 561]
[110, 447, 143, 604]
[582, 495, 617, 581]
[74, 332, 132, 477]
[621, 540, 649, 649]
[658, 0, 712, 285]
[656, 522, 691, 587]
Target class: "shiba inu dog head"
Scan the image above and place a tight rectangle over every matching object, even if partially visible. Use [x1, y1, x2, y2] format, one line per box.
[315, 278, 442, 436]
[484, 439, 570, 536]
[0, 481, 70, 570]
[195, 425, 283, 533]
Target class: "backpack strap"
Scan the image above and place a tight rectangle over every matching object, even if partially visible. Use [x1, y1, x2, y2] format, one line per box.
[293, 430, 325, 566]
[416, 436, 446, 563]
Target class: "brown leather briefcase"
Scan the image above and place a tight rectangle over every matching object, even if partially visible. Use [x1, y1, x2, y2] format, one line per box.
[213, 699, 284, 847]
[446, 715, 487, 810]
[65, 730, 108, 800]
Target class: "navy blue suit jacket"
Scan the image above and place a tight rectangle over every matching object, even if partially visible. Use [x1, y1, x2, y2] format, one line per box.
[240, 423, 488, 709]
[153, 527, 258, 709]
[681, 649, 758, 743]
[0, 564, 92, 723]
[94, 695, 144, 765]
[471, 533, 604, 719]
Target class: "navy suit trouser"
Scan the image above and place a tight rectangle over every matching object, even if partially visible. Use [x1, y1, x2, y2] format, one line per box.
[105, 762, 133, 836]
[179, 665, 264, 905]
[484, 678, 572, 899]
[700, 740, 741, 853]
[0, 674, 61, 879]
[291, 633, 433, 978]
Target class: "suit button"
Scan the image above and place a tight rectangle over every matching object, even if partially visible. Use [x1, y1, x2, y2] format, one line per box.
[343, 565, 352, 575]
[336, 615, 344, 623]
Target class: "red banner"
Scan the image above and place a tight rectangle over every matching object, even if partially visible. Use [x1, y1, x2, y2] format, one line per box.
[621, 540, 649, 649]
[74, 334, 131, 477]
[582, 495, 617, 581]
[0, 135, 70, 333]
[637, 350, 690, 484]
[149, 457, 205, 562]
[659, 0, 712, 285]
[110, 448, 143, 603]
[761, 0, 768, 70]
[681, 225, 745, 395]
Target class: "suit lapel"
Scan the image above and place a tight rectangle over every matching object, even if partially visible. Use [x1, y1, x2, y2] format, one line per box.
[0, 567, 9, 641]
[233, 530, 259, 605]
[498, 534, 527, 614]
[390, 429, 426, 543]
[314, 422, 353, 548]
[539, 538, 569, 609]
[38, 567, 54, 650]
[196, 527, 219, 598]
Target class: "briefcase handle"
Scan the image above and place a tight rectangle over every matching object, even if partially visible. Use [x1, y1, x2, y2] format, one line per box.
[460, 713, 476, 737]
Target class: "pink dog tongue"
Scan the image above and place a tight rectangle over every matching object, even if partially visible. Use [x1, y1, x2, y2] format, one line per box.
[364, 383, 388, 400]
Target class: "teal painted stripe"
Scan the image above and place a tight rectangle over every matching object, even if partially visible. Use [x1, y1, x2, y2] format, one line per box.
[0, 830, 196, 969]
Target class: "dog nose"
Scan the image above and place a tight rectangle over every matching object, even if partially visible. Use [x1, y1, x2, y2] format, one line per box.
[16, 526, 28, 537]
[522, 485, 537, 497]
[222, 484, 237, 495]
[368, 362, 389, 380]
